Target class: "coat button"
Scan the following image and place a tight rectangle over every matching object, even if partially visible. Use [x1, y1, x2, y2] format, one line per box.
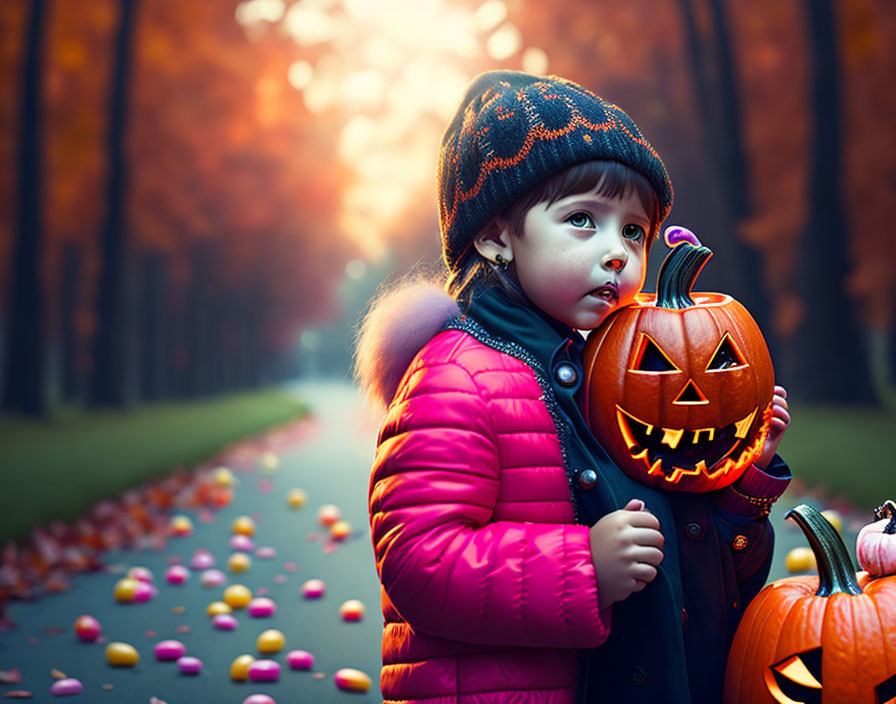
[554, 362, 578, 387]
[681, 608, 688, 631]
[733, 535, 748, 551]
[685, 522, 704, 540]
[632, 666, 647, 688]
[577, 469, 598, 490]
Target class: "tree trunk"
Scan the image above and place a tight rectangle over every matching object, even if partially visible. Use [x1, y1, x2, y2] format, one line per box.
[794, 0, 876, 402]
[89, 0, 138, 407]
[2, 0, 49, 416]
[676, 0, 771, 335]
[60, 243, 85, 403]
[138, 251, 169, 400]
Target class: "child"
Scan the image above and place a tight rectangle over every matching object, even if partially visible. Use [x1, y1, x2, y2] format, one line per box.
[356, 70, 791, 704]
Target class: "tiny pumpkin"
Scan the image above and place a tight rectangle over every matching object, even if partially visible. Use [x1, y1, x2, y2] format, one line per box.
[856, 499, 896, 578]
[723, 504, 896, 704]
[582, 227, 774, 492]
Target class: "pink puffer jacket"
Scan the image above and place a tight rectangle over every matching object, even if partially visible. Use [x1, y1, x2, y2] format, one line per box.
[369, 328, 610, 704]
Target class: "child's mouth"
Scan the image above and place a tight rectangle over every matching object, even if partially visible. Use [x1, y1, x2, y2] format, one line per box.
[589, 283, 619, 303]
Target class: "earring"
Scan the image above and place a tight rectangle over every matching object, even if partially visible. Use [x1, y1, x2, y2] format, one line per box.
[494, 253, 511, 270]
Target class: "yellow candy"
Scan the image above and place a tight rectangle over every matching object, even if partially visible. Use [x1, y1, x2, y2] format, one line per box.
[261, 452, 280, 472]
[228, 552, 251, 573]
[106, 642, 140, 667]
[821, 509, 843, 533]
[169, 515, 193, 536]
[206, 601, 233, 617]
[214, 467, 234, 486]
[334, 667, 371, 692]
[223, 584, 253, 609]
[288, 488, 307, 508]
[229, 654, 255, 681]
[114, 578, 139, 603]
[257, 628, 286, 654]
[232, 516, 256, 537]
[786, 546, 817, 573]
[331, 520, 352, 541]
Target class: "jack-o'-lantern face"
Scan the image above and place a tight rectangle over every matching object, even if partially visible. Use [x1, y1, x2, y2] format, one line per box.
[582, 237, 775, 492]
[724, 505, 896, 704]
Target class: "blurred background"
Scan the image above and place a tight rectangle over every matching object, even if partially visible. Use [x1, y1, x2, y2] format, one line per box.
[1, 0, 894, 538]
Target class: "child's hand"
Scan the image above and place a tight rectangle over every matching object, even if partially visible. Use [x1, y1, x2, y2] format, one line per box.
[589, 498, 664, 609]
[755, 385, 791, 470]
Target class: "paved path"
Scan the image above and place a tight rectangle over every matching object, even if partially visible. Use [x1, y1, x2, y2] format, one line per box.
[0, 380, 868, 702]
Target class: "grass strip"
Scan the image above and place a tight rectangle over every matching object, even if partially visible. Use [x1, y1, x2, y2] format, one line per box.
[0, 389, 308, 542]
[778, 403, 895, 512]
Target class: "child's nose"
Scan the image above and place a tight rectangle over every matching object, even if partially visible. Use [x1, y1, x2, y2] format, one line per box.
[603, 254, 627, 272]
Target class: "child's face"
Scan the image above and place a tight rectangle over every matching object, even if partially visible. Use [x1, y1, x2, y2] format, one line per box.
[507, 186, 649, 330]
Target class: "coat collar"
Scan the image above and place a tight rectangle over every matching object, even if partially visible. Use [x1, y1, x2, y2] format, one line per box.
[464, 281, 585, 375]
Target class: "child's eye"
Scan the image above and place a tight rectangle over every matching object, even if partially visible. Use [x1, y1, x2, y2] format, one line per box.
[622, 223, 646, 241]
[567, 212, 594, 228]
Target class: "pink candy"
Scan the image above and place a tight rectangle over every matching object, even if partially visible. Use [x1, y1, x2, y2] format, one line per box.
[247, 597, 276, 618]
[177, 656, 203, 675]
[133, 581, 155, 603]
[248, 659, 281, 682]
[74, 615, 102, 642]
[301, 579, 326, 599]
[230, 534, 255, 552]
[213, 614, 238, 630]
[199, 569, 227, 588]
[243, 695, 276, 704]
[254, 546, 277, 559]
[286, 650, 315, 670]
[154, 639, 187, 661]
[50, 678, 83, 696]
[189, 549, 216, 570]
[165, 565, 190, 585]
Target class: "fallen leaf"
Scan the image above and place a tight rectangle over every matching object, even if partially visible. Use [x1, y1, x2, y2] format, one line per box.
[3, 692, 33, 699]
[0, 669, 21, 684]
[171, 606, 185, 614]
[50, 668, 66, 679]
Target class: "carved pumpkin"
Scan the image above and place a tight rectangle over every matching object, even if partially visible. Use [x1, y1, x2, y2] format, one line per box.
[581, 228, 775, 492]
[857, 500, 896, 578]
[723, 504, 896, 704]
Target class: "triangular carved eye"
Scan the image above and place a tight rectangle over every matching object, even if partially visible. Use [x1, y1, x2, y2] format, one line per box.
[765, 648, 823, 704]
[631, 334, 680, 373]
[673, 380, 708, 405]
[707, 333, 747, 371]
[877, 671, 896, 704]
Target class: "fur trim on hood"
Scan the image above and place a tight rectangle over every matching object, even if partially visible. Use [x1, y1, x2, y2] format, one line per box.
[354, 277, 459, 412]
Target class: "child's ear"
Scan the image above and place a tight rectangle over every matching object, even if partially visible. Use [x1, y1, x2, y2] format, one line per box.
[473, 218, 514, 263]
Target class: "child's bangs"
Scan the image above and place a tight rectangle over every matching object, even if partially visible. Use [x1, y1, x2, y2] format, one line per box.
[503, 160, 660, 242]
[543, 161, 659, 224]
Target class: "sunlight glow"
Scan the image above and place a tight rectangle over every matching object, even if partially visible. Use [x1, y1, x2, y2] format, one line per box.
[243, 0, 542, 258]
[287, 61, 314, 91]
[487, 24, 522, 61]
[235, 0, 285, 26]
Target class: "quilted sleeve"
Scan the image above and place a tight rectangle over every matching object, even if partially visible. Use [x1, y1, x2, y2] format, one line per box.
[369, 352, 609, 649]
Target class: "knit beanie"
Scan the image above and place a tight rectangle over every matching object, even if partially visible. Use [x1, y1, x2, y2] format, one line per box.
[438, 70, 674, 272]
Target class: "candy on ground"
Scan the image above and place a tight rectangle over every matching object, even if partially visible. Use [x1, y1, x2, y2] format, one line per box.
[243, 696, 276, 704]
[301, 579, 326, 599]
[229, 552, 252, 573]
[154, 639, 186, 661]
[206, 601, 232, 617]
[232, 516, 256, 537]
[213, 613, 238, 630]
[177, 656, 203, 675]
[334, 668, 372, 692]
[257, 629, 285, 654]
[786, 546, 817, 573]
[200, 569, 227, 588]
[224, 584, 253, 609]
[287, 650, 314, 670]
[248, 597, 276, 618]
[317, 505, 341, 527]
[50, 678, 83, 696]
[248, 659, 281, 682]
[74, 615, 101, 642]
[165, 565, 190, 585]
[114, 578, 139, 603]
[339, 599, 365, 621]
[230, 654, 255, 681]
[106, 642, 140, 666]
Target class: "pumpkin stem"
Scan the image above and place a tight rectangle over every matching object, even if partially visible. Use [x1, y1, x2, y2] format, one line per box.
[785, 504, 863, 597]
[873, 499, 896, 535]
[656, 243, 713, 309]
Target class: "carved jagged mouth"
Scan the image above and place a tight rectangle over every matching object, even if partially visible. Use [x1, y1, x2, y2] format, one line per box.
[615, 405, 770, 484]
